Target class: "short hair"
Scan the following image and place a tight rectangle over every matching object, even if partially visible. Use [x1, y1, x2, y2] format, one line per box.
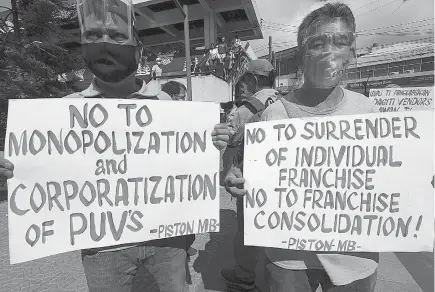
[297, 2, 356, 48]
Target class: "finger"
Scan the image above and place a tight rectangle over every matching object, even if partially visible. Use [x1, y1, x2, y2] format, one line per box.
[0, 159, 13, 171]
[0, 168, 13, 179]
[4, 170, 13, 179]
[228, 177, 245, 185]
[211, 131, 230, 139]
[212, 134, 229, 142]
[214, 128, 231, 135]
[230, 167, 243, 178]
[215, 123, 229, 129]
[212, 127, 231, 135]
[227, 187, 248, 198]
[219, 129, 232, 136]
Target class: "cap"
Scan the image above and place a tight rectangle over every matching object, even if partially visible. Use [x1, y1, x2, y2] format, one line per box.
[245, 59, 274, 77]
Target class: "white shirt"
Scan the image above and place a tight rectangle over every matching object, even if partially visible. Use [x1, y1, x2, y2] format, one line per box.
[152, 64, 162, 77]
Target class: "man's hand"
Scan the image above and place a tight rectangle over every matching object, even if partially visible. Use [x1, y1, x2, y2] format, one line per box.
[224, 166, 247, 199]
[212, 123, 233, 151]
[0, 158, 14, 179]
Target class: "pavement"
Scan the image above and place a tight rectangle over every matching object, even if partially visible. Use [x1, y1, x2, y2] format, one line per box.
[0, 188, 433, 292]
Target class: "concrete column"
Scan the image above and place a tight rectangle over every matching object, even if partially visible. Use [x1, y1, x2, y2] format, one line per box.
[204, 12, 217, 48]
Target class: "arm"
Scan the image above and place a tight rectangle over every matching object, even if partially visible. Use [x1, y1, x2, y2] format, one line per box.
[223, 112, 264, 198]
[228, 109, 246, 147]
[232, 111, 263, 173]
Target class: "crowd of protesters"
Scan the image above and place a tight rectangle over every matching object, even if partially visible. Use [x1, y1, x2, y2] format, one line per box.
[138, 34, 244, 82]
[0, 1, 387, 292]
[198, 34, 244, 79]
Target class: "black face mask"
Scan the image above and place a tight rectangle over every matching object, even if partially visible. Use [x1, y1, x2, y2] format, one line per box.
[82, 42, 138, 83]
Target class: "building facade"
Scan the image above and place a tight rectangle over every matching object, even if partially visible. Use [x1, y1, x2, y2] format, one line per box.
[264, 39, 434, 95]
[344, 40, 434, 95]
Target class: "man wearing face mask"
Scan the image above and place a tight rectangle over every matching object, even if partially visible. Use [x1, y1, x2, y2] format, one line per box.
[221, 59, 279, 292]
[222, 60, 279, 181]
[8, 0, 228, 291]
[65, 0, 171, 100]
[152, 57, 163, 80]
[224, 3, 379, 292]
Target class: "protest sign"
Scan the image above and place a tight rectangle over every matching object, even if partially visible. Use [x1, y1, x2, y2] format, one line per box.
[243, 111, 434, 252]
[369, 87, 435, 217]
[369, 87, 434, 112]
[6, 99, 220, 264]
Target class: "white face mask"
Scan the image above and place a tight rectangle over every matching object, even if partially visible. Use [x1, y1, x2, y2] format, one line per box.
[301, 19, 355, 89]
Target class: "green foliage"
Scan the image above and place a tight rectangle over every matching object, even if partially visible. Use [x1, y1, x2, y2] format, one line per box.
[0, 0, 84, 100]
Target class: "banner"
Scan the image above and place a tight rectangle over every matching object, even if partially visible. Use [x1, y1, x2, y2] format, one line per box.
[369, 86, 435, 217]
[369, 87, 434, 112]
[6, 99, 220, 264]
[243, 111, 434, 252]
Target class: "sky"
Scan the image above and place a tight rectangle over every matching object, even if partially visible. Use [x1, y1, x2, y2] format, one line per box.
[1, 0, 434, 56]
[250, 0, 435, 56]
[0, 0, 9, 10]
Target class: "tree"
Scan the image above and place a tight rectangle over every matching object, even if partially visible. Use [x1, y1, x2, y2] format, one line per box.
[0, 0, 85, 100]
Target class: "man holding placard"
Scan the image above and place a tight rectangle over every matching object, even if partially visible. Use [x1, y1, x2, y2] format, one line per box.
[222, 60, 279, 187]
[0, 0, 231, 291]
[221, 59, 279, 292]
[225, 3, 381, 292]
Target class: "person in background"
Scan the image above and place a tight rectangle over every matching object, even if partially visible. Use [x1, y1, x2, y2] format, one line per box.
[225, 3, 379, 292]
[221, 59, 279, 292]
[217, 34, 229, 59]
[209, 43, 219, 71]
[151, 57, 163, 80]
[0, 0, 231, 291]
[223, 52, 232, 80]
[234, 35, 242, 48]
[232, 35, 243, 60]
[192, 57, 199, 73]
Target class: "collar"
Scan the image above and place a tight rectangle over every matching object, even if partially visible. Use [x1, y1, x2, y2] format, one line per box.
[81, 77, 162, 99]
[251, 88, 279, 104]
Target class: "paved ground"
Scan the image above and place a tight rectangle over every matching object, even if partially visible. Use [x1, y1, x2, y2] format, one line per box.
[0, 188, 433, 292]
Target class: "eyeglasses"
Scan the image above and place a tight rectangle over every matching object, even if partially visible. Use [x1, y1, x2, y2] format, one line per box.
[303, 32, 355, 53]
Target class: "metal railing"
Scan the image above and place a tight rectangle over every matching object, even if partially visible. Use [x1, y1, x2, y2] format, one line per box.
[345, 60, 434, 80]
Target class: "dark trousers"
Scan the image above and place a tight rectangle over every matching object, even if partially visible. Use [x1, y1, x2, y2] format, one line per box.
[265, 257, 377, 292]
[232, 197, 260, 282]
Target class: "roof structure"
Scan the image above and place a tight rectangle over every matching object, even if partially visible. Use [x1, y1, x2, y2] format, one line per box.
[259, 38, 434, 69]
[351, 40, 435, 68]
[60, 0, 263, 50]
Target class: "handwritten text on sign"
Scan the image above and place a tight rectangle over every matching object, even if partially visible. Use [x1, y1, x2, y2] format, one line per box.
[243, 111, 434, 252]
[369, 87, 434, 112]
[6, 99, 220, 264]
